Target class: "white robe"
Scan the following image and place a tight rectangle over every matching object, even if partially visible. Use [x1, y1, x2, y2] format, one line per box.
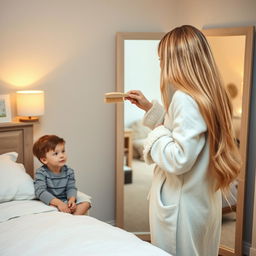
[143, 90, 222, 256]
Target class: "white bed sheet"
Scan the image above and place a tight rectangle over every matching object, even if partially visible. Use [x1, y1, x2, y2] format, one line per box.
[0, 200, 57, 222]
[0, 200, 170, 256]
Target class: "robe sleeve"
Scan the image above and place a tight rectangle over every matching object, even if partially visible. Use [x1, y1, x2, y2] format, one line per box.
[142, 100, 166, 130]
[143, 91, 207, 175]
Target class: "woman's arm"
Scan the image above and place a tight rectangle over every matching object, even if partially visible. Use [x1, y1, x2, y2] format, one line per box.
[125, 90, 152, 112]
[143, 91, 207, 175]
[126, 90, 166, 130]
[142, 100, 166, 130]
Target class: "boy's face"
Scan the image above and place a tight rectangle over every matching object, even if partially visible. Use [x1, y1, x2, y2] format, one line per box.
[40, 143, 67, 170]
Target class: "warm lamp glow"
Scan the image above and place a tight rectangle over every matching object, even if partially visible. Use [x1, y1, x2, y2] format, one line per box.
[16, 90, 44, 122]
[3, 71, 42, 87]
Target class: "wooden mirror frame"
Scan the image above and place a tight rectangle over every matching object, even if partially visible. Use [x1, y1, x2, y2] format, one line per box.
[115, 32, 165, 240]
[202, 26, 254, 256]
[115, 27, 254, 254]
[251, 171, 256, 255]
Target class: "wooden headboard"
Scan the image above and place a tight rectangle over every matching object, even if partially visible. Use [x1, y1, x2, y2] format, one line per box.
[0, 122, 34, 178]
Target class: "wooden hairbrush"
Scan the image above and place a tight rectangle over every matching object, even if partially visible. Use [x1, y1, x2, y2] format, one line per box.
[104, 92, 128, 103]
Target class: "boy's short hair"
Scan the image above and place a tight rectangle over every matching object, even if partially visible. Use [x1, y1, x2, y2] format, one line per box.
[33, 135, 65, 162]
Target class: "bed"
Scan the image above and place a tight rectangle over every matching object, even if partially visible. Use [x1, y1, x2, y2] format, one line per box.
[0, 123, 170, 256]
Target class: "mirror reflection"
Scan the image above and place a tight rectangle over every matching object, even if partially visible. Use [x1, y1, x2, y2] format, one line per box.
[123, 40, 161, 234]
[206, 34, 245, 250]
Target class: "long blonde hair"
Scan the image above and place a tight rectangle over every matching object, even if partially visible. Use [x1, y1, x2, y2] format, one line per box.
[158, 25, 241, 191]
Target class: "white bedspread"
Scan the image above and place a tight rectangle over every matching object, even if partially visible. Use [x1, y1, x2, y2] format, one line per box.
[0, 200, 170, 256]
[0, 200, 57, 222]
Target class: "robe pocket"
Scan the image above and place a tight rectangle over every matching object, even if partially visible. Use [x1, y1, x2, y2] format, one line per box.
[154, 190, 178, 255]
[156, 186, 177, 220]
[157, 199, 177, 220]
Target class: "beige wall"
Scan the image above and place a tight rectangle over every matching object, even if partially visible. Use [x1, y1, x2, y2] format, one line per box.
[0, 0, 175, 221]
[175, 0, 256, 28]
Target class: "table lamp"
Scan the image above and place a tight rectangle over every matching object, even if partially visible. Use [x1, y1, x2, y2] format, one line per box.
[16, 90, 44, 122]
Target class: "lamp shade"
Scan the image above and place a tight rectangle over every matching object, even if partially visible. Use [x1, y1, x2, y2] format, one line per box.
[16, 90, 44, 118]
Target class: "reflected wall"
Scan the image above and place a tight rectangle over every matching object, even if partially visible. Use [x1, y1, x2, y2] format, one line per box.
[124, 40, 161, 233]
[207, 34, 246, 250]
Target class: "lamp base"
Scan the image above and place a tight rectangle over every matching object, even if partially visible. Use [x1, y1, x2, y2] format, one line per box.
[19, 116, 39, 122]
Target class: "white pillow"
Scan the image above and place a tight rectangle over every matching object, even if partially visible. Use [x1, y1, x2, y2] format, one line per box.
[0, 152, 35, 203]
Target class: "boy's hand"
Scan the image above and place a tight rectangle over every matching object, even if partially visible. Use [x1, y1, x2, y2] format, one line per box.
[57, 201, 71, 213]
[50, 198, 71, 213]
[68, 197, 77, 213]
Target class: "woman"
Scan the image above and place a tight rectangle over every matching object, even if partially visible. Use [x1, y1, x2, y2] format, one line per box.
[125, 25, 240, 256]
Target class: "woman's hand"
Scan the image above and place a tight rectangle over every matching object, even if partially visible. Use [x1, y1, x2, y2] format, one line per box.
[125, 90, 152, 112]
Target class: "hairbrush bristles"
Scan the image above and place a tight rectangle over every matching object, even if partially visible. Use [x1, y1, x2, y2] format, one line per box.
[104, 97, 124, 103]
[104, 92, 128, 104]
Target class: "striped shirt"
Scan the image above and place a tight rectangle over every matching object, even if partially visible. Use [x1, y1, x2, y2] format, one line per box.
[34, 165, 77, 205]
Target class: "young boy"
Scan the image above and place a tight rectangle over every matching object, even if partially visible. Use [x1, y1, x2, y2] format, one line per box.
[33, 135, 91, 215]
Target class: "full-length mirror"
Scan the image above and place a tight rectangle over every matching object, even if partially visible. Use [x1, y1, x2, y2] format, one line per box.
[202, 26, 254, 256]
[116, 27, 254, 255]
